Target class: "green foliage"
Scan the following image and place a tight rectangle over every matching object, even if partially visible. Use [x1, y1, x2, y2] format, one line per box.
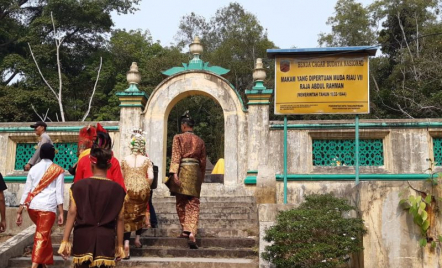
[318, 0, 376, 47]
[369, 0, 442, 118]
[0, 0, 140, 121]
[176, 2, 276, 95]
[263, 194, 366, 268]
[317, 0, 442, 119]
[167, 96, 224, 166]
[400, 195, 431, 237]
[92, 30, 187, 121]
[398, 158, 441, 247]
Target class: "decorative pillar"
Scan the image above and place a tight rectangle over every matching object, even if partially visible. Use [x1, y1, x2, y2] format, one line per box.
[116, 62, 148, 159]
[245, 58, 275, 203]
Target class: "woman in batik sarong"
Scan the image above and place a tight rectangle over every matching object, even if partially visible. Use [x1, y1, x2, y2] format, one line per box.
[121, 130, 153, 258]
[16, 143, 65, 268]
[168, 111, 206, 249]
[58, 147, 126, 267]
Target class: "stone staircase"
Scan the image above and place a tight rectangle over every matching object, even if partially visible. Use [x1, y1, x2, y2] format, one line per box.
[7, 196, 259, 268]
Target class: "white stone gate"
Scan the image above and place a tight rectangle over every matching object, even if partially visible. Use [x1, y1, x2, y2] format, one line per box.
[142, 71, 248, 194]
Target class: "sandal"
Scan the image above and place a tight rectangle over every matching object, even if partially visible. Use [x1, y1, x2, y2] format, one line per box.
[177, 232, 189, 238]
[188, 233, 198, 249]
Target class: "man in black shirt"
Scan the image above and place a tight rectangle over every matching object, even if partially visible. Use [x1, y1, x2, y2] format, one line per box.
[0, 172, 7, 232]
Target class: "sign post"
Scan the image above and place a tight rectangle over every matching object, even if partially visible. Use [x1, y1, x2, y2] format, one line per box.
[267, 47, 377, 195]
[355, 115, 360, 185]
[283, 116, 288, 204]
[274, 55, 370, 115]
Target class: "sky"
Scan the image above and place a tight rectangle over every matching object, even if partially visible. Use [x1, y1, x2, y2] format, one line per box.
[112, 0, 374, 49]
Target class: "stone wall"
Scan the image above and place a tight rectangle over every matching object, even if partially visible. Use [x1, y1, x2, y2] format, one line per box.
[256, 118, 442, 268]
[0, 121, 120, 207]
[1, 117, 442, 267]
[258, 181, 442, 268]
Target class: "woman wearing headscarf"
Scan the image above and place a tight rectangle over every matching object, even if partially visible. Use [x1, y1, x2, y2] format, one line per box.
[74, 125, 126, 191]
[121, 130, 153, 258]
[58, 146, 126, 267]
[16, 143, 65, 268]
[68, 125, 97, 176]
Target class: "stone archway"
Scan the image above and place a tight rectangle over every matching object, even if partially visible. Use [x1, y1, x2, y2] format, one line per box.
[142, 71, 248, 195]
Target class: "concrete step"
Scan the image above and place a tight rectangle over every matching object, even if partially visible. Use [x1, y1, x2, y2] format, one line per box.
[48, 237, 257, 249]
[153, 206, 256, 215]
[156, 212, 256, 220]
[140, 227, 259, 238]
[132, 237, 257, 248]
[130, 246, 257, 258]
[49, 228, 258, 242]
[8, 256, 258, 268]
[42, 244, 257, 259]
[153, 196, 256, 204]
[152, 202, 256, 210]
[153, 219, 257, 229]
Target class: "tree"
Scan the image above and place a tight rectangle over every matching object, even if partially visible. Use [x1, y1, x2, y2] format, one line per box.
[174, 12, 210, 49]
[93, 29, 187, 121]
[27, 12, 103, 121]
[0, 0, 140, 122]
[317, 0, 442, 119]
[171, 3, 276, 161]
[318, 0, 377, 47]
[176, 3, 276, 93]
[369, 0, 442, 118]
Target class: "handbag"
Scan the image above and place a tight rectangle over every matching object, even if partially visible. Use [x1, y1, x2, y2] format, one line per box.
[151, 163, 159, 189]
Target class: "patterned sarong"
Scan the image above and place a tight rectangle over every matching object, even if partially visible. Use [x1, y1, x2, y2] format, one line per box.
[176, 193, 200, 235]
[170, 158, 202, 198]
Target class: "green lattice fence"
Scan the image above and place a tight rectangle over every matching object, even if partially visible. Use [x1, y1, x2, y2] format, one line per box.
[433, 138, 442, 166]
[312, 139, 384, 166]
[15, 143, 78, 170]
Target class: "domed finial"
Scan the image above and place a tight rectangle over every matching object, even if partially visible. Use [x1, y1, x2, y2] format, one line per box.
[189, 36, 203, 56]
[125, 62, 141, 92]
[253, 58, 266, 81]
[127, 62, 141, 85]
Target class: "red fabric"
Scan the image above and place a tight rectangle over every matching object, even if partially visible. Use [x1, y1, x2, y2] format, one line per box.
[96, 123, 107, 133]
[74, 153, 126, 192]
[28, 209, 56, 265]
[78, 125, 97, 150]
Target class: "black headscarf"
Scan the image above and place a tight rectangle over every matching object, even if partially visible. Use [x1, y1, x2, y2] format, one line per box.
[40, 143, 55, 161]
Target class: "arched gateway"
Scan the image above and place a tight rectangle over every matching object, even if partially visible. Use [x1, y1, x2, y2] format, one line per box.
[143, 70, 248, 191]
[116, 37, 273, 197]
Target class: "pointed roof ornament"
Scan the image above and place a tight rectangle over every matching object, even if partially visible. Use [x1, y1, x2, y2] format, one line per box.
[162, 36, 229, 77]
[125, 62, 141, 92]
[116, 61, 148, 107]
[245, 58, 273, 105]
[189, 36, 203, 56]
[253, 58, 266, 82]
[251, 58, 267, 90]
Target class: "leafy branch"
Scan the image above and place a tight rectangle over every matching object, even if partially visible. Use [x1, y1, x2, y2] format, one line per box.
[399, 158, 442, 247]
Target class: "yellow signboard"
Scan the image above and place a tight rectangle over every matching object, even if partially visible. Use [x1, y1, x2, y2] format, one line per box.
[275, 55, 369, 114]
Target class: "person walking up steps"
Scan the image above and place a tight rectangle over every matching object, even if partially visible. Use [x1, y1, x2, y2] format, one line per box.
[17, 143, 64, 268]
[167, 111, 206, 249]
